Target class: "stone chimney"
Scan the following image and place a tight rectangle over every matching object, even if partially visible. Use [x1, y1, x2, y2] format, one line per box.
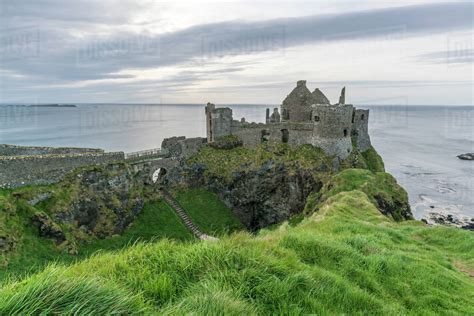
[297, 80, 306, 87]
[338, 87, 346, 104]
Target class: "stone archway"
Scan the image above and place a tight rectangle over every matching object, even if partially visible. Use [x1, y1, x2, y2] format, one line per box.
[152, 167, 168, 184]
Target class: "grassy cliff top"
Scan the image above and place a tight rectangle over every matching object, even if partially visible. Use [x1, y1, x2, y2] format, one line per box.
[1, 185, 472, 315]
[187, 143, 334, 180]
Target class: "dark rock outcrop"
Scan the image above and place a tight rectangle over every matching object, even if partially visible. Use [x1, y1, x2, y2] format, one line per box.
[32, 212, 66, 244]
[51, 164, 144, 238]
[374, 193, 413, 221]
[0, 235, 15, 252]
[168, 159, 324, 230]
[422, 212, 474, 230]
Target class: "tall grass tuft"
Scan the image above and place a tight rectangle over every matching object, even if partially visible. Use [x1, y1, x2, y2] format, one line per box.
[0, 266, 148, 315]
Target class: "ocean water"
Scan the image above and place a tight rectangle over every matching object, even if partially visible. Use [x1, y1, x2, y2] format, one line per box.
[1, 104, 473, 219]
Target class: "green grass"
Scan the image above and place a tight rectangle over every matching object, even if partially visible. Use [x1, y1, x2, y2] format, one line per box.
[173, 188, 244, 236]
[306, 168, 412, 221]
[1, 183, 246, 280]
[0, 197, 194, 281]
[1, 189, 472, 315]
[187, 143, 333, 181]
[80, 200, 194, 253]
[362, 146, 385, 172]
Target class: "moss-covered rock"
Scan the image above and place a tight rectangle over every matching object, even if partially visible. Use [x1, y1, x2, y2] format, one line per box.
[209, 135, 243, 150]
[306, 169, 412, 221]
[176, 144, 333, 229]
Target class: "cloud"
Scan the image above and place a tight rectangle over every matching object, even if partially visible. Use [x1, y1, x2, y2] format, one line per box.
[0, 1, 473, 103]
[417, 49, 474, 64]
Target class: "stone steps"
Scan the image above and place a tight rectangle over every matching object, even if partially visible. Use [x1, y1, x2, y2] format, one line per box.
[159, 187, 218, 241]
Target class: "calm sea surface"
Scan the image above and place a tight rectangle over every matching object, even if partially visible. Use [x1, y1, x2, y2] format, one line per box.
[1, 104, 473, 219]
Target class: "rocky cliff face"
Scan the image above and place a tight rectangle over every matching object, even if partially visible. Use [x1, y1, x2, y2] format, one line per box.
[166, 143, 412, 229]
[53, 164, 144, 239]
[170, 159, 324, 230]
[166, 144, 332, 230]
[16, 163, 145, 248]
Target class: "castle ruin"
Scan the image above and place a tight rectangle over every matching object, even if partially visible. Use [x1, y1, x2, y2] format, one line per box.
[205, 80, 371, 159]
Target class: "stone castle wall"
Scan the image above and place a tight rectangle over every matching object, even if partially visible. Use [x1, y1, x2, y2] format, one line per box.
[0, 152, 125, 188]
[311, 104, 353, 139]
[351, 109, 371, 151]
[0, 144, 104, 156]
[204, 83, 371, 160]
[206, 104, 232, 142]
[230, 121, 314, 148]
[161, 136, 207, 159]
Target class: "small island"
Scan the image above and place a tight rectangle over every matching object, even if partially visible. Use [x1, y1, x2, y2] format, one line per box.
[457, 153, 474, 161]
[28, 104, 77, 108]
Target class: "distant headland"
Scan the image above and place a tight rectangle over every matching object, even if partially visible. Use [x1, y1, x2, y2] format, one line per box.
[6, 104, 76, 108]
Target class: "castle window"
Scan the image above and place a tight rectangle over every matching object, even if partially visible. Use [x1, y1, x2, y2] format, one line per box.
[314, 115, 320, 122]
[352, 111, 355, 123]
[281, 129, 289, 143]
[261, 130, 270, 143]
[343, 129, 348, 137]
[361, 114, 365, 120]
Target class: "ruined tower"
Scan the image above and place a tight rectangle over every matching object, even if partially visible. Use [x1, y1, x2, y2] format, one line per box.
[205, 81, 371, 160]
[281, 80, 317, 122]
[205, 102, 232, 142]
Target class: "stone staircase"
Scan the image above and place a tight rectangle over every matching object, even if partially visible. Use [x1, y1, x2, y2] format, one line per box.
[159, 187, 218, 241]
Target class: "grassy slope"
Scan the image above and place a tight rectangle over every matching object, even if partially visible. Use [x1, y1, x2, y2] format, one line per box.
[0, 187, 242, 280]
[1, 187, 472, 314]
[173, 188, 244, 236]
[306, 169, 411, 221]
[0, 198, 192, 281]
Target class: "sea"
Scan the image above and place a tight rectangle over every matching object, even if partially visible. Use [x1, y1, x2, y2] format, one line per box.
[1, 103, 473, 219]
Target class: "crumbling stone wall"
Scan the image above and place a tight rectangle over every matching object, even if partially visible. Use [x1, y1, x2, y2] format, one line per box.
[0, 152, 124, 188]
[281, 80, 316, 122]
[0, 144, 104, 156]
[205, 103, 232, 142]
[205, 81, 372, 160]
[161, 136, 207, 159]
[230, 121, 314, 148]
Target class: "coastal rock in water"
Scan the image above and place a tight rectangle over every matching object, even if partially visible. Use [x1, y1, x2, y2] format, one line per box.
[422, 212, 474, 230]
[457, 153, 474, 161]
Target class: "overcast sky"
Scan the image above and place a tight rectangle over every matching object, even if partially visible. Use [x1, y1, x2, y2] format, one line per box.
[0, 0, 472, 105]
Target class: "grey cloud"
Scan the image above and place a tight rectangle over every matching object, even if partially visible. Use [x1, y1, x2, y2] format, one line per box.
[417, 49, 474, 64]
[0, 2, 473, 100]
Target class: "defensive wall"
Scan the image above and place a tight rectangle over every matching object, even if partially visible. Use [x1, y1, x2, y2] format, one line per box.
[0, 144, 104, 156]
[0, 149, 124, 189]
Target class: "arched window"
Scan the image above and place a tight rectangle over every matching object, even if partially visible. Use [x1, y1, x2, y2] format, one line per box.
[343, 129, 348, 137]
[281, 129, 289, 143]
[314, 115, 320, 122]
[361, 114, 365, 120]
